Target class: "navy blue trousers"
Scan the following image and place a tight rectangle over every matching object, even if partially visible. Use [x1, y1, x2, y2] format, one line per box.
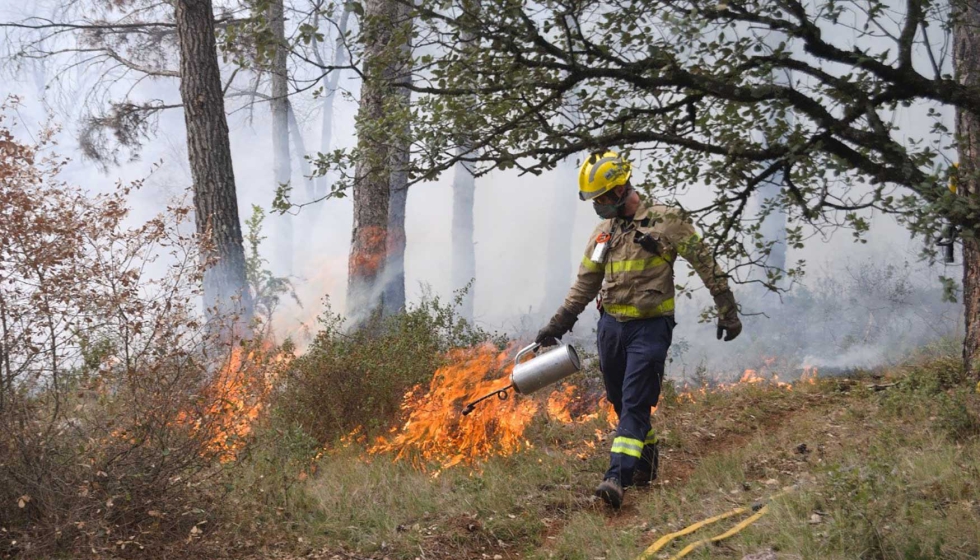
[597, 312, 674, 486]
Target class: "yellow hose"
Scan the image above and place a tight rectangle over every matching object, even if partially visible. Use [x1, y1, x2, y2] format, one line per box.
[635, 506, 748, 559]
[667, 505, 770, 559]
[635, 487, 793, 560]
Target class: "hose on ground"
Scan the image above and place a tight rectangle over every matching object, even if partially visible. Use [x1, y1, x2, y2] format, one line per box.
[635, 487, 794, 560]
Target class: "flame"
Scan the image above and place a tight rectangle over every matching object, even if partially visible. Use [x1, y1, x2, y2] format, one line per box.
[369, 343, 539, 471]
[678, 358, 820, 403]
[546, 384, 577, 424]
[739, 368, 765, 384]
[800, 365, 819, 385]
[368, 345, 615, 472]
[178, 342, 290, 463]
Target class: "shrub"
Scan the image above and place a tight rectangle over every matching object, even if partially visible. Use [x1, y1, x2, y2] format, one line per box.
[934, 391, 980, 443]
[0, 103, 260, 557]
[276, 290, 504, 444]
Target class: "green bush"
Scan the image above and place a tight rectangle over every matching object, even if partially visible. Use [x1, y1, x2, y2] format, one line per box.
[276, 292, 504, 444]
[898, 356, 967, 395]
[934, 390, 980, 443]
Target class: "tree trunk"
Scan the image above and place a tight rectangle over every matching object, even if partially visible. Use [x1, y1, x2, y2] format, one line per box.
[269, 0, 293, 277]
[174, 0, 253, 325]
[287, 104, 314, 202]
[451, 157, 476, 321]
[450, 15, 479, 322]
[384, 175, 408, 316]
[954, 0, 980, 378]
[316, 5, 352, 200]
[381, 8, 413, 318]
[541, 154, 578, 314]
[347, 0, 410, 325]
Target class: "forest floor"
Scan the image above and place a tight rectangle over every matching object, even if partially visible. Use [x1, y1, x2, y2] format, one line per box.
[234, 352, 980, 560]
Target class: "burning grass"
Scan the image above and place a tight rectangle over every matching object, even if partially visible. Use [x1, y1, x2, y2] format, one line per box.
[368, 344, 615, 471]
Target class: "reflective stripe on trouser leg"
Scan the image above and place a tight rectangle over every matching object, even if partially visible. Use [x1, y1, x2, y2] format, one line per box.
[611, 436, 644, 458]
[600, 314, 672, 487]
[637, 428, 659, 481]
[645, 428, 657, 445]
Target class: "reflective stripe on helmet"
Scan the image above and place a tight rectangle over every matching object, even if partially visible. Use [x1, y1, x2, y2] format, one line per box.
[588, 156, 622, 183]
[611, 436, 644, 458]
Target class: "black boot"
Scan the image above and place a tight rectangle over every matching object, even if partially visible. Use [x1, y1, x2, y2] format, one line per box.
[633, 441, 659, 487]
[595, 477, 624, 508]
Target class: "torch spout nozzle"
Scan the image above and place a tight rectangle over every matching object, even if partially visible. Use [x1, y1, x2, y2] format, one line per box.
[461, 384, 514, 417]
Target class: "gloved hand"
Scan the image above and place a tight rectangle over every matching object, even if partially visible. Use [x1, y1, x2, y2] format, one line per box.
[535, 307, 578, 346]
[713, 290, 742, 341]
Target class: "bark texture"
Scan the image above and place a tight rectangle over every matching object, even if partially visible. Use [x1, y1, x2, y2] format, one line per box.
[175, 0, 253, 323]
[347, 0, 411, 324]
[954, 0, 980, 378]
[269, 0, 293, 276]
[381, 11, 413, 317]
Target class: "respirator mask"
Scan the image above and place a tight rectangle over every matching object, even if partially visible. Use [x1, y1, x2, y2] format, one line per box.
[592, 185, 633, 219]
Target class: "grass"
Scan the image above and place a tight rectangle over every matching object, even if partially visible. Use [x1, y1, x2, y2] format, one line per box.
[229, 346, 980, 560]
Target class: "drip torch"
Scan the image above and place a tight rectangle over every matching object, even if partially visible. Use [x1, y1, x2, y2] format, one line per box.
[462, 342, 581, 415]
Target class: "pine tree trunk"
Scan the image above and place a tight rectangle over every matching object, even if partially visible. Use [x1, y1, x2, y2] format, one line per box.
[384, 176, 408, 316]
[347, 0, 410, 325]
[451, 157, 476, 321]
[269, 0, 293, 276]
[381, 10, 413, 318]
[450, 15, 479, 322]
[954, 1, 980, 378]
[174, 0, 253, 324]
[287, 104, 314, 202]
[316, 5, 352, 200]
[541, 155, 578, 314]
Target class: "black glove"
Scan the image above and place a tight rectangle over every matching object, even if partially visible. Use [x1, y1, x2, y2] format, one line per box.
[535, 307, 578, 346]
[713, 290, 742, 341]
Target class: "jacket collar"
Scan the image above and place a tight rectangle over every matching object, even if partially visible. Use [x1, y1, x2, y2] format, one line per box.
[613, 198, 656, 229]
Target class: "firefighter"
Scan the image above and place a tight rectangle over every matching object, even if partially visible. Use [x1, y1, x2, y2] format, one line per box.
[536, 151, 741, 508]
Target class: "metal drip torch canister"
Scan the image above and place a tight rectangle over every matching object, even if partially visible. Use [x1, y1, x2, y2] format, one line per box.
[462, 343, 581, 415]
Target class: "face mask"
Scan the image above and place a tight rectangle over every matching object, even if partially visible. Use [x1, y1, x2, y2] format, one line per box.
[592, 187, 631, 219]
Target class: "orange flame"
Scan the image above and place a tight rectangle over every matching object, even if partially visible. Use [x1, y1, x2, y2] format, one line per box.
[369, 343, 539, 471]
[800, 365, 819, 385]
[178, 342, 290, 463]
[368, 345, 615, 472]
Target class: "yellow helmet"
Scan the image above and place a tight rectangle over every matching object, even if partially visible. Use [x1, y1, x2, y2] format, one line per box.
[578, 151, 632, 201]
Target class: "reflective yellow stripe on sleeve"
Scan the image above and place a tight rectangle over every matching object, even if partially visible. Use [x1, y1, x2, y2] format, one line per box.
[676, 233, 701, 255]
[581, 255, 602, 273]
[611, 436, 644, 458]
[604, 255, 669, 274]
[603, 298, 675, 319]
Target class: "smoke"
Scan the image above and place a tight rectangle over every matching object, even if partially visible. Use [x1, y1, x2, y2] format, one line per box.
[0, 0, 964, 377]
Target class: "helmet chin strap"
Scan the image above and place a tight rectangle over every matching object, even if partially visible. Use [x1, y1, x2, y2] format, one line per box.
[593, 185, 633, 219]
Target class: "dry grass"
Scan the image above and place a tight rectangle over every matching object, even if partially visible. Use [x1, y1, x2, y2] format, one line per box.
[230, 344, 980, 560]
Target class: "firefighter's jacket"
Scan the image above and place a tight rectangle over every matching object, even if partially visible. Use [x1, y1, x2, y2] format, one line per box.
[561, 200, 731, 322]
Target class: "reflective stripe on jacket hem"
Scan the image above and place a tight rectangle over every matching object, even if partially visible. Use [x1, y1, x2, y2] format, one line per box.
[603, 298, 675, 319]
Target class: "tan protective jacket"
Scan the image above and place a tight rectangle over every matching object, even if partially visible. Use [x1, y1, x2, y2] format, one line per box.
[561, 199, 730, 322]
